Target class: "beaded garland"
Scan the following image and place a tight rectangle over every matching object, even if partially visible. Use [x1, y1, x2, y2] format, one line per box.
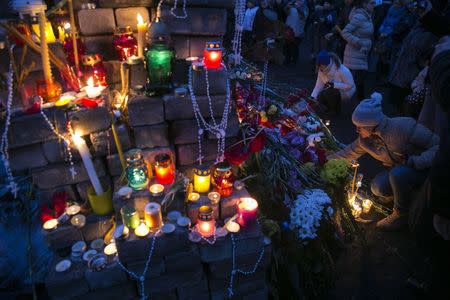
[232, 0, 246, 65]
[156, 0, 188, 19]
[0, 59, 18, 197]
[188, 63, 231, 165]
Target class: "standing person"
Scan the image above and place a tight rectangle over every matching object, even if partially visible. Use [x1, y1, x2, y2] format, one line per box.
[285, 0, 309, 64]
[329, 92, 440, 230]
[340, 0, 375, 101]
[311, 50, 356, 114]
[312, 0, 338, 57]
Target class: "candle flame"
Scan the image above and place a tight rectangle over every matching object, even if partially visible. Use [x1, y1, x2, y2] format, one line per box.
[137, 13, 144, 25]
[72, 132, 84, 146]
[87, 76, 94, 87]
[239, 197, 258, 210]
[64, 22, 71, 30]
[210, 51, 219, 60]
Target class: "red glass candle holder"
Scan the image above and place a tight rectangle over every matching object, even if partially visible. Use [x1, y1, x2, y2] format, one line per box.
[236, 197, 259, 227]
[203, 41, 223, 70]
[196, 205, 216, 237]
[63, 35, 86, 66]
[154, 154, 175, 185]
[82, 54, 107, 86]
[36, 79, 62, 103]
[113, 26, 138, 61]
[212, 161, 234, 198]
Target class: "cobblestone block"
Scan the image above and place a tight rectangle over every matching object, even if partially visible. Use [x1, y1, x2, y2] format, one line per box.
[69, 106, 111, 136]
[163, 93, 229, 121]
[76, 176, 112, 204]
[160, 7, 226, 36]
[125, 259, 165, 280]
[142, 147, 176, 165]
[42, 139, 81, 164]
[170, 119, 200, 145]
[148, 289, 178, 300]
[164, 245, 201, 273]
[43, 225, 80, 251]
[192, 67, 227, 96]
[242, 287, 269, 300]
[82, 214, 114, 241]
[32, 159, 106, 189]
[8, 108, 66, 149]
[83, 35, 116, 61]
[210, 272, 266, 300]
[128, 96, 165, 126]
[79, 282, 137, 300]
[115, 7, 150, 31]
[46, 258, 89, 299]
[172, 35, 190, 59]
[78, 8, 116, 36]
[85, 262, 127, 290]
[9, 43, 67, 73]
[90, 124, 131, 157]
[177, 278, 209, 300]
[134, 123, 170, 149]
[106, 153, 124, 177]
[10, 143, 48, 173]
[104, 60, 122, 85]
[220, 187, 251, 220]
[98, 0, 154, 8]
[129, 60, 148, 89]
[39, 185, 78, 206]
[206, 0, 235, 8]
[207, 113, 240, 140]
[176, 139, 227, 166]
[143, 268, 205, 294]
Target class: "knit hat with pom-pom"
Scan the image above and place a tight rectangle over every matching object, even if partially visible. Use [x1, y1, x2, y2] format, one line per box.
[352, 92, 386, 127]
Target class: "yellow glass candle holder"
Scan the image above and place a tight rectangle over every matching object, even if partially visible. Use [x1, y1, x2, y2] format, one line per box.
[193, 165, 211, 193]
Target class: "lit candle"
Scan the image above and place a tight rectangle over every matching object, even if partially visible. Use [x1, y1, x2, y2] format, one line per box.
[208, 192, 221, 205]
[193, 165, 211, 193]
[144, 202, 163, 232]
[66, 204, 81, 216]
[104, 242, 117, 256]
[135, 221, 150, 238]
[37, 11, 53, 83]
[149, 184, 164, 197]
[362, 199, 373, 214]
[352, 203, 362, 217]
[196, 205, 216, 237]
[236, 197, 259, 226]
[120, 206, 140, 230]
[136, 13, 147, 58]
[226, 221, 240, 233]
[85, 77, 105, 99]
[154, 154, 175, 185]
[203, 41, 223, 69]
[57, 26, 65, 43]
[72, 133, 104, 196]
[71, 214, 86, 228]
[188, 192, 200, 202]
[43, 219, 58, 231]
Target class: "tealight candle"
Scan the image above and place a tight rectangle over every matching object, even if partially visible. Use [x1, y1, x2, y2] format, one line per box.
[236, 197, 259, 226]
[66, 204, 81, 216]
[43, 219, 58, 231]
[135, 221, 150, 238]
[85, 76, 105, 99]
[71, 214, 86, 228]
[362, 199, 373, 214]
[149, 184, 164, 197]
[208, 192, 221, 205]
[226, 221, 240, 233]
[104, 242, 117, 256]
[188, 192, 200, 202]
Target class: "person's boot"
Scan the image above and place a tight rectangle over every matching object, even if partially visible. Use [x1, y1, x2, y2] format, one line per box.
[376, 208, 408, 231]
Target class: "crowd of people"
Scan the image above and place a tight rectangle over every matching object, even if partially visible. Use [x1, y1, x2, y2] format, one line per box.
[241, 0, 450, 295]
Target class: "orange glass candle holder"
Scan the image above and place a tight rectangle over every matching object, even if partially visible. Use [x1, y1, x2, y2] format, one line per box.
[36, 79, 62, 103]
[154, 154, 175, 185]
[212, 161, 234, 198]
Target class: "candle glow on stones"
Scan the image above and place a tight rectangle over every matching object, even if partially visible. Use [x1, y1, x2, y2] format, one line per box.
[43, 219, 58, 231]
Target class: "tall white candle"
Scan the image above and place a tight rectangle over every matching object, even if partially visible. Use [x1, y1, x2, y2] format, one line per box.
[136, 13, 147, 58]
[72, 133, 104, 195]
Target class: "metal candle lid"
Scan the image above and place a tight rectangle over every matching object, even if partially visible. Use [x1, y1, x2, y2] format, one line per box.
[155, 153, 171, 166]
[214, 161, 231, 172]
[145, 202, 161, 215]
[194, 165, 211, 176]
[198, 205, 214, 221]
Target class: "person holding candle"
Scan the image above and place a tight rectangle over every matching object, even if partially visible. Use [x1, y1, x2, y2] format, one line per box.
[329, 92, 440, 231]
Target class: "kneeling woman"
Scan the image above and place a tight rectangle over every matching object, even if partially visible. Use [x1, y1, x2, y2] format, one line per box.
[311, 50, 356, 114]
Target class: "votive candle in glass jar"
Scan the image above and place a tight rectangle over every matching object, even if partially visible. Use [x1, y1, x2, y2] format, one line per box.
[113, 26, 137, 61]
[144, 202, 163, 232]
[193, 165, 211, 193]
[203, 41, 222, 70]
[236, 197, 258, 227]
[154, 154, 175, 185]
[120, 206, 140, 230]
[81, 54, 107, 86]
[126, 149, 149, 190]
[212, 161, 234, 198]
[196, 205, 215, 237]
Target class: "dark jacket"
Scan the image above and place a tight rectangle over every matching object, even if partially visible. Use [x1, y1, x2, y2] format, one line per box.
[419, 0, 450, 37]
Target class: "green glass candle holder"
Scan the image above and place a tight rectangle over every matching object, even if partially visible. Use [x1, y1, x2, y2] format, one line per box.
[126, 149, 149, 190]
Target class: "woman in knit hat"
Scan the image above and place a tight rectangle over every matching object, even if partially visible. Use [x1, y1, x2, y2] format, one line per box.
[329, 92, 440, 230]
[311, 49, 356, 114]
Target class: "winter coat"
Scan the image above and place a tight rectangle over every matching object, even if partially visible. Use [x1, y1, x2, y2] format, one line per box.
[389, 25, 438, 88]
[379, 5, 407, 37]
[330, 117, 440, 170]
[243, 7, 259, 31]
[419, 0, 450, 37]
[341, 8, 374, 70]
[286, 5, 308, 37]
[311, 61, 356, 100]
